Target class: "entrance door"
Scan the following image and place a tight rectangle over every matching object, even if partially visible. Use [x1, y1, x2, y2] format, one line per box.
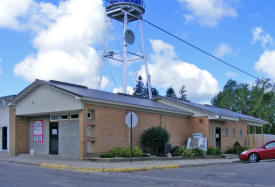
[49, 123, 58, 154]
[216, 127, 221, 150]
[2, 127, 7, 150]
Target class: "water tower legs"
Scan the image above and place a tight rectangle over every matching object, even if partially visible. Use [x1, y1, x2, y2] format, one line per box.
[123, 12, 128, 94]
[139, 19, 152, 99]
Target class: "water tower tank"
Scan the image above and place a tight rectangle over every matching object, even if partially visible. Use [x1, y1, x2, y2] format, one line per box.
[106, 0, 145, 22]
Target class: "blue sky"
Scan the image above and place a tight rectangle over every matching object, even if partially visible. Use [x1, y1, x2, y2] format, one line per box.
[0, 0, 275, 103]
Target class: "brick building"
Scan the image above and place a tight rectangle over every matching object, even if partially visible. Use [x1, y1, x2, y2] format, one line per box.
[8, 80, 266, 159]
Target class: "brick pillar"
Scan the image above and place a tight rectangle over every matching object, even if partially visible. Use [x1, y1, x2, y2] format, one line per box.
[79, 109, 87, 160]
[9, 107, 29, 156]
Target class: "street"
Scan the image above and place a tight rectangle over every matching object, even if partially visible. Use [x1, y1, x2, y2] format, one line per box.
[0, 161, 275, 187]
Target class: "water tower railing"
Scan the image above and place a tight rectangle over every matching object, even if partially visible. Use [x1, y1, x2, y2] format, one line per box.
[108, 0, 145, 8]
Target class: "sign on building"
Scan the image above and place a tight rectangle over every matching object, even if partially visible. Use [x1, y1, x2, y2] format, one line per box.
[33, 120, 43, 143]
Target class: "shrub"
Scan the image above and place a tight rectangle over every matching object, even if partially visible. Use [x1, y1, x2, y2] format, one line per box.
[181, 148, 204, 158]
[99, 147, 143, 158]
[181, 148, 195, 158]
[132, 147, 143, 157]
[225, 148, 236, 154]
[225, 142, 251, 155]
[140, 126, 170, 155]
[207, 147, 222, 156]
[171, 146, 182, 156]
[191, 148, 204, 157]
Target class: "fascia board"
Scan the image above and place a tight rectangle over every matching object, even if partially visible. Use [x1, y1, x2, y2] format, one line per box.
[81, 97, 192, 116]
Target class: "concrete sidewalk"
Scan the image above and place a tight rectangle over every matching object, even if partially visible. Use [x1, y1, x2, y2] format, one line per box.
[0, 152, 240, 172]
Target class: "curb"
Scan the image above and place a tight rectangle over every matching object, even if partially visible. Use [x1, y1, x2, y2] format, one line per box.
[40, 163, 180, 172]
[0, 159, 240, 173]
[40, 160, 240, 172]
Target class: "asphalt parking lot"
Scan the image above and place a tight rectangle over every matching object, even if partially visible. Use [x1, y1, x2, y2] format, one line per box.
[1, 160, 275, 187]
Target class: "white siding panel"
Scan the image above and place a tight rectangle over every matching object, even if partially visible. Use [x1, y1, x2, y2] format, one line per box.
[0, 105, 9, 151]
[16, 85, 82, 115]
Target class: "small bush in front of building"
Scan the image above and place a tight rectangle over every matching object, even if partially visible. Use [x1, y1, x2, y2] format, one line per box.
[225, 142, 251, 155]
[171, 146, 182, 156]
[99, 147, 143, 158]
[140, 126, 170, 155]
[191, 148, 204, 157]
[225, 148, 236, 154]
[206, 147, 222, 156]
[180, 148, 204, 158]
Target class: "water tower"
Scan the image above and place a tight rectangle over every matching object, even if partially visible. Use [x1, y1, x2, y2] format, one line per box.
[99, 0, 152, 99]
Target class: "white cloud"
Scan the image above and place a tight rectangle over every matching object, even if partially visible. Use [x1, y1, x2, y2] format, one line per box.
[0, 0, 33, 29]
[252, 27, 274, 49]
[213, 43, 233, 57]
[255, 50, 275, 79]
[178, 0, 237, 27]
[14, 0, 109, 89]
[113, 87, 134, 95]
[139, 40, 219, 102]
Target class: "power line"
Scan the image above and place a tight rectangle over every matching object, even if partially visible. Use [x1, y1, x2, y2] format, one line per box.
[104, 0, 259, 80]
[142, 19, 259, 80]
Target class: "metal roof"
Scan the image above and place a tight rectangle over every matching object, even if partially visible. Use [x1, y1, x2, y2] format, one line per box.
[0, 95, 16, 106]
[153, 96, 267, 124]
[36, 80, 192, 115]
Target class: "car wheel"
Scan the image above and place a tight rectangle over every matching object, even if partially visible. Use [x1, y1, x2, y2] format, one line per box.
[249, 153, 258, 163]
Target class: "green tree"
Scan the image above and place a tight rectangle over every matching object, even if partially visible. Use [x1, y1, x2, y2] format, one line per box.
[166, 87, 177, 99]
[179, 85, 187, 101]
[133, 76, 145, 97]
[211, 78, 275, 134]
[144, 82, 159, 98]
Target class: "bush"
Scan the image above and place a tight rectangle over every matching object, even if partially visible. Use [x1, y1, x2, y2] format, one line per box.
[191, 148, 204, 157]
[99, 147, 143, 158]
[225, 142, 251, 155]
[140, 126, 170, 155]
[181, 148, 204, 158]
[181, 148, 195, 158]
[225, 148, 236, 154]
[171, 146, 182, 156]
[207, 147, 222, 156]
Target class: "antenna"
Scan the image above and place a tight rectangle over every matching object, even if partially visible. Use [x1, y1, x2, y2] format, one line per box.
[100, 0, 152, 99]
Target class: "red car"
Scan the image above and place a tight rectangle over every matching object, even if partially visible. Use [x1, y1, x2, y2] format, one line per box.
[240, 140, 275, 163]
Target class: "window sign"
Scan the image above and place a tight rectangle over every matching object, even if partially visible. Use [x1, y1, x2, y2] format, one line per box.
[33, 120, 43, 143]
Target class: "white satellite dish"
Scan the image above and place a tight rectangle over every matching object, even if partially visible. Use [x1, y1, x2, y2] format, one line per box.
[125, 30, 135, 45]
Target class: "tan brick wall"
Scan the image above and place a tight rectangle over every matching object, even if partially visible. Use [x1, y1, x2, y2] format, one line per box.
[10, 108, 29, 155]
[82, 104, 196, 156]
[210, 120, 247, 152]
[190, 117, 210, 140]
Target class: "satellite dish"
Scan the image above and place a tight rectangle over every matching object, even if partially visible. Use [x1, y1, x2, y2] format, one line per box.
[125, 30, 135, 45]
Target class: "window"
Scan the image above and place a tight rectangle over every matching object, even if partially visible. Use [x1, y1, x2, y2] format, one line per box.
[224, 128, 228, 137]
[70, 113, 79, 120]
[50, 115, 59, 122]
[87, 110, 95, 120]
[232, 128, 236, 137]
[87, 125, 94, 137]
[240, 129, 243, 138]
[60, 114, 69, 120]
[265, 142, 275, 149]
